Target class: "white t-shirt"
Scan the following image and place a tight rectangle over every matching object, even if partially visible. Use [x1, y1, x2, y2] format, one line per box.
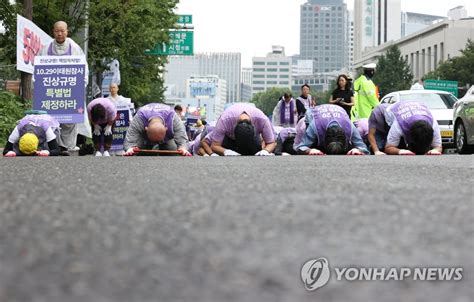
[386, 119, 442, 148]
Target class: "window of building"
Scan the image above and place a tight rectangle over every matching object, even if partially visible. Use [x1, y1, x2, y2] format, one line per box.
[253, 74, 264, 78]
[279, 68, 289, 72]
[253, 87, 264, 91]
[280, 62, 290, 65]
[279, 81, 289, 85]
[267, 74, 277, 78]
[280, 75, 289, 78]
[253, 81, 265, 84]
[254, 62, 265, 65]
[267, 62, 277, 65]
[253, 68, 265, 72]
[267, 81, 278, 85]
[267, 68, 278, 72]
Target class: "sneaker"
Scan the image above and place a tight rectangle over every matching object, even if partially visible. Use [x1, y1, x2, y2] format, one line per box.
[95, 151, 102, 157]
[103, 150, 110, 157]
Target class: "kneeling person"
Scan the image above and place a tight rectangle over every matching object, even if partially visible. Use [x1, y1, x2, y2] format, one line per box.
[385, 101, 442, 155]
[210, 103, 276, 156]
[123, 103, 190, 156]
[87, 97, 117, 157]
[3, 114, 61, 157]
[295, 104, 369, 155]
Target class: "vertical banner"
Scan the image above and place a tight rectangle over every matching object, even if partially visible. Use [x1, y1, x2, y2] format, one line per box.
[111, 102, 131, 151]
[16, 14, 53, 74]
[33, 55, 86, 123]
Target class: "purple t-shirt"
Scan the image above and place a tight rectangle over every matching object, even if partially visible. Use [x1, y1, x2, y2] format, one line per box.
[136, 103, 175, 142]
[87, 98, 117, 124]
[212, 104, 275, 144]
[391, 101, 433, 144]
[311, 104, 352, 146]
[368, 103, 391, 134]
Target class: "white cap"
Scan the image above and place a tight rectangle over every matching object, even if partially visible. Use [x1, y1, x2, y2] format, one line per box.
[362, 63, 377, 69]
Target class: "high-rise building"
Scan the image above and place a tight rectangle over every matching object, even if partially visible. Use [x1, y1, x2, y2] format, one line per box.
[300, 0, 348, 73]
[354, 0, 401, 60]
[164, 53, 241, 103]
[251, 46, 292, 97]
[401, 12, 446, 37]
[241, 68, 253, 102]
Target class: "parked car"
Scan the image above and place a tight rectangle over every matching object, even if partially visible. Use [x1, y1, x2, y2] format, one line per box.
[453, 86, 474, 154]
[380, 90, 458, 147]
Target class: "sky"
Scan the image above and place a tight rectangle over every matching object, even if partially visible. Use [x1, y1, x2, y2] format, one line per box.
[176, 0, 474, 68]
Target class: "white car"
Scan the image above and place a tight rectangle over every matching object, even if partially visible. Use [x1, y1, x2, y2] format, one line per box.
[453, 86, 474, 154]
[380, 90, 458, 147]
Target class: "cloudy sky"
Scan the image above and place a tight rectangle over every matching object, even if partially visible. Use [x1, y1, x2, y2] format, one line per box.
[176, 0, 474, 67]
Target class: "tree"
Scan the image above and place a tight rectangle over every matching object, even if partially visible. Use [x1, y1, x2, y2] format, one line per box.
[423, 40, 474, 87]
[372, 45, 413, 97]
[251, 87, 290, 116]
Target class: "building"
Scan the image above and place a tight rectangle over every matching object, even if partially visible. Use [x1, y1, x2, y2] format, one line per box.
[181, 75, 226, 122]
[348, 10, 355, 71]
[354, 0, 401, 60]
[354, 19, 474, 82]
[251, 46, 292, 97]
[164, 53, 241, 103]
[300, 0, 348, 73]
[292, 59, 314, 77]
[241, 68, 253, 102]
[448, 6, 468, 21]
[292, 73, 337, 94]
[401, 12, 446, 37]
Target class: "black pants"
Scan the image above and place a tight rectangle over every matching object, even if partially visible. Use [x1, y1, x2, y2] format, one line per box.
[222, 135, 262, 156]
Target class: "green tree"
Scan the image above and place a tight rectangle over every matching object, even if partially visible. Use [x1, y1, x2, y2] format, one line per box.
[372, 45, 413, 97]
[423, 40, 474, 87]
[251, 87, 291, 116]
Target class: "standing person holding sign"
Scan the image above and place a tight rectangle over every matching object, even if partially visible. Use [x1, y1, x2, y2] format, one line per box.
[384, 102, 442, 155]
[295, 104, 369, 155]
[39, 21, 89, 156]
[87, 98, 117, 157]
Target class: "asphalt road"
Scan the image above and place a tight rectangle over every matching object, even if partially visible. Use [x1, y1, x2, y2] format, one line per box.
[0, 156, 473, 302]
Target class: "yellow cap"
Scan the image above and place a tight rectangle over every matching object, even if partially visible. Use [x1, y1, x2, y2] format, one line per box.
[19, 133, 39, 155]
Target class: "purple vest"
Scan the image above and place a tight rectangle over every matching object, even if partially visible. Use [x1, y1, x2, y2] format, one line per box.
[391, 101, 433, 144]
[312, 104, 352, 146]
[279, 127, 297, 143]
[280, 98, 295, 125]
[137, 103, 174, 141]
[47, 42, 72, 55]
[18, 114, 60, 133]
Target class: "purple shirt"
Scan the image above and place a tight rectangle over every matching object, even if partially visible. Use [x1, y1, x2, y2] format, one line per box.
[212, 104, 275, 144]
[87, 98, 117, 124]
[311, 104, 352, 146]
[136, 103, 175, 142]
[391, 101, 433, 144]
[368, 103, 391, 134]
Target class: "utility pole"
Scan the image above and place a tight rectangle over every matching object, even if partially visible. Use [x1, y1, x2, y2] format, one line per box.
[20, 0, 33, 100]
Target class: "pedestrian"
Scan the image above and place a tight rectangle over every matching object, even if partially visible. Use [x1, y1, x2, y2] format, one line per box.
[123, 103, 190, 156]
[40, 21, 89, 155]
[274, 127, 297, 155]
[191, 125, 218, 156]
[384, 101, 442, 155]
[87, 98, 117, 157]
[329, 74, 354, 116]
[3, 114, 61, 157]
[352, 63, 379, 120]
[295, 104, 369, 155]
[296, 84, 315, 120]
[272, 92, 297, 128]
[210, 103, 275, 156]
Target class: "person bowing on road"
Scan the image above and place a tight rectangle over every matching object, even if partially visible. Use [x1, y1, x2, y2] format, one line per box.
[3, 114, 61, 157]
[295, 104, 369, 155]
[123, 103, 190, 156]
[87, 98, 117, 157]
[210, 103, 276, 156]
[384, 101, 442, 155]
